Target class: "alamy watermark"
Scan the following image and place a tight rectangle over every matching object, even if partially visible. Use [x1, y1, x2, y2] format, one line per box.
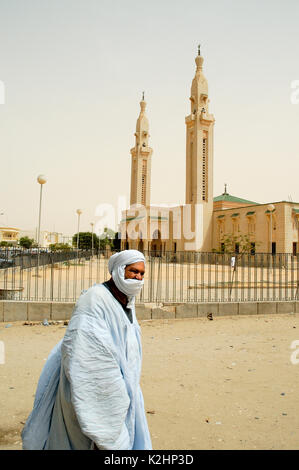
[290, 80, 299, 104]
[290, 340, 299, 365]
[94, 197, 204, 251]
[0, 341, 5, 364]
[0, 80, 5, 105]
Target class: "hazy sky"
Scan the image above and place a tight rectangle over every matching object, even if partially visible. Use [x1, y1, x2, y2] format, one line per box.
[0, 0, 298, 236]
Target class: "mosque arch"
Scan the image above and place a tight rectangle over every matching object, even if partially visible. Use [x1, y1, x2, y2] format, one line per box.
[150, 229, 162, 256]
[138, 231, 144, 253]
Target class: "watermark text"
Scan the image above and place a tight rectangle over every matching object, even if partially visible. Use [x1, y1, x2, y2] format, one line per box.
[290, 80, 299, 104]
[0, 341, 5, 364]
[94, 198, 205, 250]
[290, 340, 299, 365]
[0, 80, 5, 104]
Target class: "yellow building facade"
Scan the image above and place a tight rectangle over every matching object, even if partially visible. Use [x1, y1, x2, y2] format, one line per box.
[213, 191, 299, 255]
[0, 227, 20, 245]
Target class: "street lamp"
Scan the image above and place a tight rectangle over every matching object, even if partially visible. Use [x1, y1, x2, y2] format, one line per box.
[268, 204, 275, 254]
[90, 222, 94, 257]
[36, 175, 47, 283]
[76, 209, 82, 251]
[37, 175, 47, 248]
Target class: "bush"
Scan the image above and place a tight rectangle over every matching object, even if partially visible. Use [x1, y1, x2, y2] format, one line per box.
[72, 232, 100, 250]
[19, 236, 35, 249]
[49, 243, 71, 252]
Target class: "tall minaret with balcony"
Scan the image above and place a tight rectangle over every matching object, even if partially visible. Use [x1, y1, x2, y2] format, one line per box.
[185, 46, 215, 250]
[130, 94, 153, 207]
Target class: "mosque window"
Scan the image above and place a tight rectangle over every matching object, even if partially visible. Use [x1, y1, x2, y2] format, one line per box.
[141, 159, 147, 205]
[202, 138, 208, 201]
[190, 141, 194, 202]
[293, 242, 297, 256]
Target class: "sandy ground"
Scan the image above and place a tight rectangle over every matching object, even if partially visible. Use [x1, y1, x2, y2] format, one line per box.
[1, 313, 299, 450]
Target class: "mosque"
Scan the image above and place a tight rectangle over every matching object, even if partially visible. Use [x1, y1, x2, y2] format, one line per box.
[120, 48, 299, 255]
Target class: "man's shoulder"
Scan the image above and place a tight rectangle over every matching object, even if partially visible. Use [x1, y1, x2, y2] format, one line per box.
[67, 284, 110, 329]
[74, 282, 114, 314]
[78, 282, 107, 301]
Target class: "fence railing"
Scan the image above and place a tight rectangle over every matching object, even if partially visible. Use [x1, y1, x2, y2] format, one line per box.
[0, 249, 298, 303]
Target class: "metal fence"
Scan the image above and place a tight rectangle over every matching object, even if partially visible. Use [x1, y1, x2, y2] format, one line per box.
[0, 249, 298, 303]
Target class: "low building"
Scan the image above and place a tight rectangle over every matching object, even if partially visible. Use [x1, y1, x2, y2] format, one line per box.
[19, 230, 72, 248]
[212, 191, 299, 254]
[0, 226, 20, 245]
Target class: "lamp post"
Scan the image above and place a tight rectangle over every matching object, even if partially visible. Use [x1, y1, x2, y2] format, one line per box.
[76, 209, 82, 257]
[37, 175, 47, 248]
[90, 222, 94, 258]
[268, 204, 275, 273]
[36, 175, 47, 281]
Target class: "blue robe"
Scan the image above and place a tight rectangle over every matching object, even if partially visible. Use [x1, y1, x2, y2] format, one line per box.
[21, 284, 152, 450]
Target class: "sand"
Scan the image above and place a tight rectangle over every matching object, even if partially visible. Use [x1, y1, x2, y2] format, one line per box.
[1, 313, 299, 450]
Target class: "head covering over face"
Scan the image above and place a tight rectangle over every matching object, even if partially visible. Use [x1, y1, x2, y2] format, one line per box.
[108, 250, 145, 307]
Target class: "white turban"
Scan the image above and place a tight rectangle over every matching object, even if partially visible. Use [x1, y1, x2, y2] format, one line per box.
[108, 250, 145, 307]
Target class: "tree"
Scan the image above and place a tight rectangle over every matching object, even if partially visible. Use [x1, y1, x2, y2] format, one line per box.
[99, 227, 115, 250]
[219, 232, 261, 300]
[0, 241, 8, 247]
[219, 232, 259, 255]
[19, 236, 34, 249]
[49, 243, 71, 252]
[72, 232, 99, 251]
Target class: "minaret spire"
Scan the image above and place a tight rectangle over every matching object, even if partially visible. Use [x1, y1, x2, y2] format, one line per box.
[195, 46, 204, 74]
[130, 95, 153, 207]
[184, 47, 215, 250]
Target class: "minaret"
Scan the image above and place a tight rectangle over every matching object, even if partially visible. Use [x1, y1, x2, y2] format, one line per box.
[185, 46, 215, 250]
[130, 93, 153, 207]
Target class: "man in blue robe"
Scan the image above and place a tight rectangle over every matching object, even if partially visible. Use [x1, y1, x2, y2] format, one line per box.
[22, 250, 152, 450]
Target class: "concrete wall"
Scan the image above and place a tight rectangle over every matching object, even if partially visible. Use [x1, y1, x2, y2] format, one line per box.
[0, 301, 75, 322]
[0, 300, 299, 323]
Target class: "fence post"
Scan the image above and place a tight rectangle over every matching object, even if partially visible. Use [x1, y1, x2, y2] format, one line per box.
[50, 254, 54, 301]
[155, 256, 162, 303]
